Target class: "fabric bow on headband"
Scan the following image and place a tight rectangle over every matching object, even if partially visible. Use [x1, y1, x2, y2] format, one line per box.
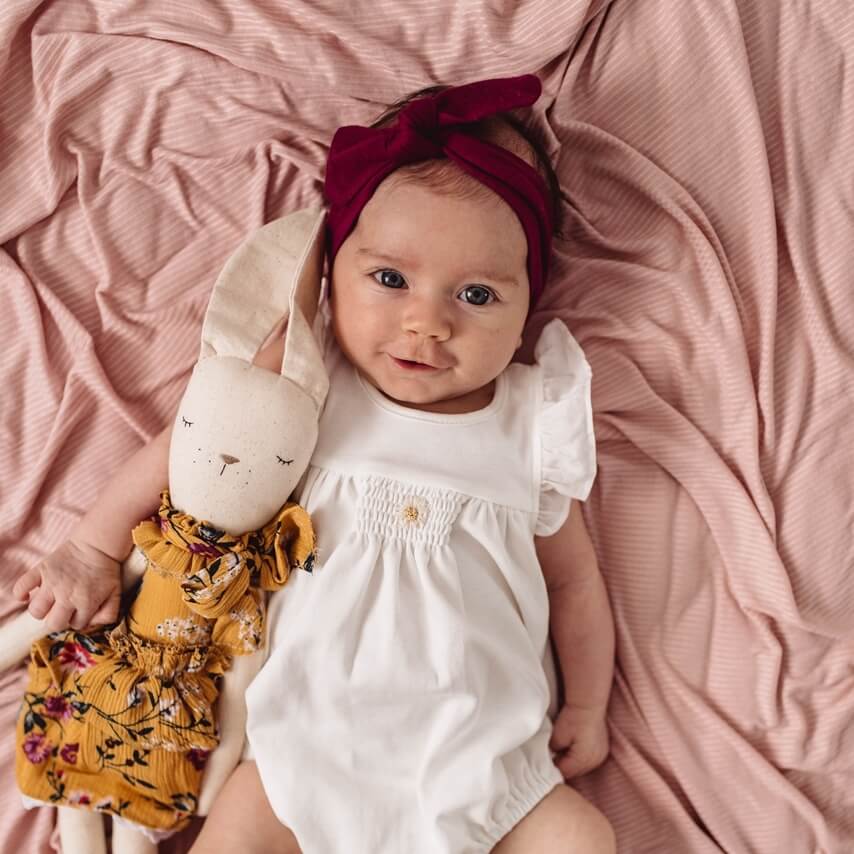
[324, 74, 554, 306]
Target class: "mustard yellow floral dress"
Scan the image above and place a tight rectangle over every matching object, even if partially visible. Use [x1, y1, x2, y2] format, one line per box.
[16, 490, 315, 834]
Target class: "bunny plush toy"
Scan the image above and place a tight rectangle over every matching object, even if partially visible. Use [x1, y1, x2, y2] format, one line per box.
[2, 208, 329, 854]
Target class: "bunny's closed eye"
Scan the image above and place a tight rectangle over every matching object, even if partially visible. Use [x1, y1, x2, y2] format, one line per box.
[277, 456, 294, 466]
[182, 417, 193, 427]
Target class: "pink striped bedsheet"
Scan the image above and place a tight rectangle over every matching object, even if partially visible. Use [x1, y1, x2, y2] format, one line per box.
[1, 1, 852, 851]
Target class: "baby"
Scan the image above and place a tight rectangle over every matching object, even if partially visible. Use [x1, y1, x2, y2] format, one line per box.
[13, 75, 615, 852]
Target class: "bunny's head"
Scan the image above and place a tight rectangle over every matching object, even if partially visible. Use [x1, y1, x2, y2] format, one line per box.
[168, 209, 328, 535]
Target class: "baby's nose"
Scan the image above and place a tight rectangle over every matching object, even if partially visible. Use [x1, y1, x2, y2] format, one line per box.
[403, 295, 451, 340]
[220, 454, 240, 465]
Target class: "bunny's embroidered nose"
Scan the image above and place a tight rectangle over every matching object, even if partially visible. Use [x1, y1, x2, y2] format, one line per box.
[220, 454, 240, 465]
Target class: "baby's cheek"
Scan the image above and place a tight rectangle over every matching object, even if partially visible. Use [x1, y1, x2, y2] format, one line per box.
[477, 333, 519, 379]
[330, 308, 379, 377]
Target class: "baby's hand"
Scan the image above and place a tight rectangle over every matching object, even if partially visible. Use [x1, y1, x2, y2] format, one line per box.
[550, 703, 610, 780]
[11, 539, 122, 633]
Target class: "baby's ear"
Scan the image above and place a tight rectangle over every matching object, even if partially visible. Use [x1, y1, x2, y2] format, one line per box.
[261, 314, 289, 349]
[253, 330, 287, 373]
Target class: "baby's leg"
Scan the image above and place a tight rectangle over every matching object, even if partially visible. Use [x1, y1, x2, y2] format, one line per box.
[190, 761, 302, 854]
[492, 784, 616, 854]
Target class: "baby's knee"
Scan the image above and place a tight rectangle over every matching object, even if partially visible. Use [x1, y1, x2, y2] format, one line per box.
[189, 761, 301, 854]
[496, 785, 615, 854]
[546, 786, 616, 854]
[571, 801, 616, 854]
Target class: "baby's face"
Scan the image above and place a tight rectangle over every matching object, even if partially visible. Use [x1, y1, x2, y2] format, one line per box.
[330, 177, 530, 414]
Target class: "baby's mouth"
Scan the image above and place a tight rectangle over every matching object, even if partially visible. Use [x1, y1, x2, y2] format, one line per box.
[389, 355, 440, 372]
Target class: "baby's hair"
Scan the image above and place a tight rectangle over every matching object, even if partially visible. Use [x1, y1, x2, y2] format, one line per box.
[370, 84, 564, 237]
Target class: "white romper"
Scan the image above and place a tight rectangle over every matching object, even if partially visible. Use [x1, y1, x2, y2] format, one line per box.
[245, 317, 596, 854]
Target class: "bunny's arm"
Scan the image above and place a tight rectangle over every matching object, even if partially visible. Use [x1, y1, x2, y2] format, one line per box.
[0, 612, 58, 673]
[196, 648, 265, 816]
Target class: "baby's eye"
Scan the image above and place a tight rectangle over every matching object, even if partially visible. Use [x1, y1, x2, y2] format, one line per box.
[182, 417, 193, 427]
[458, 285, 495, 306]
[372, 269, 406, 289]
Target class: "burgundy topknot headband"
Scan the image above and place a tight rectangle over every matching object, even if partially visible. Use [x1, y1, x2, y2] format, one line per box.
[323, 74, 554, 306]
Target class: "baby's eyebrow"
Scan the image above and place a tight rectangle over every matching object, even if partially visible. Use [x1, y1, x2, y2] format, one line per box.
[356, 247, 519, 288]
[463, 271, 520, 288]
[356, 247, 413, 266]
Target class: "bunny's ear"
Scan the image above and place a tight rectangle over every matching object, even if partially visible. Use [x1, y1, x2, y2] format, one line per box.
[282, 210, 329, 411]
[199, 208, 326, 364]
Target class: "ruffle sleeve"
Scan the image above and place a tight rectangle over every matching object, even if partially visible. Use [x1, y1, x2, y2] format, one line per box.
[535, 319, 597, 537]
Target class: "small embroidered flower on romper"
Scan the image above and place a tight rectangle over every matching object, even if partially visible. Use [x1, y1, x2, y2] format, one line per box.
[399, 496, 429, 527]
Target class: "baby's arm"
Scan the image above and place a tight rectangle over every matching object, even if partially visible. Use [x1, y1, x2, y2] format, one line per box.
[535, 500, 615, 780]
[11, 424, 172, 632]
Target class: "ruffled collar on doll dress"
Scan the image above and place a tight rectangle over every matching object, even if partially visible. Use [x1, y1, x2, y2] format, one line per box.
[132, 489, 316, 620]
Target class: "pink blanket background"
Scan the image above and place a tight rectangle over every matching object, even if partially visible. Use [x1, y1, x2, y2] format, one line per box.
[1, 1, 852, 851]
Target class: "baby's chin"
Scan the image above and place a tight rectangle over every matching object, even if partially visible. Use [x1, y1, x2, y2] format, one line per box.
[377, 375, 496, 415]
[367, 372, 449, 409]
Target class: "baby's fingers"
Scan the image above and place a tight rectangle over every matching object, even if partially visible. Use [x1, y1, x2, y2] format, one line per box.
[44, 602, 76, 634]
[68, 606, 93, 632]
[555, 745, 597, 780]
[12, 568, 42, 601]
[87, 590, 121, 628]
[29, 589, 75, 634]
[549, 712, 574, 754]
[554, 739, 609, 781]
[66, 582, 121, 631]
[555, 750, 584, 780]
[26, 586, 56, 621]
